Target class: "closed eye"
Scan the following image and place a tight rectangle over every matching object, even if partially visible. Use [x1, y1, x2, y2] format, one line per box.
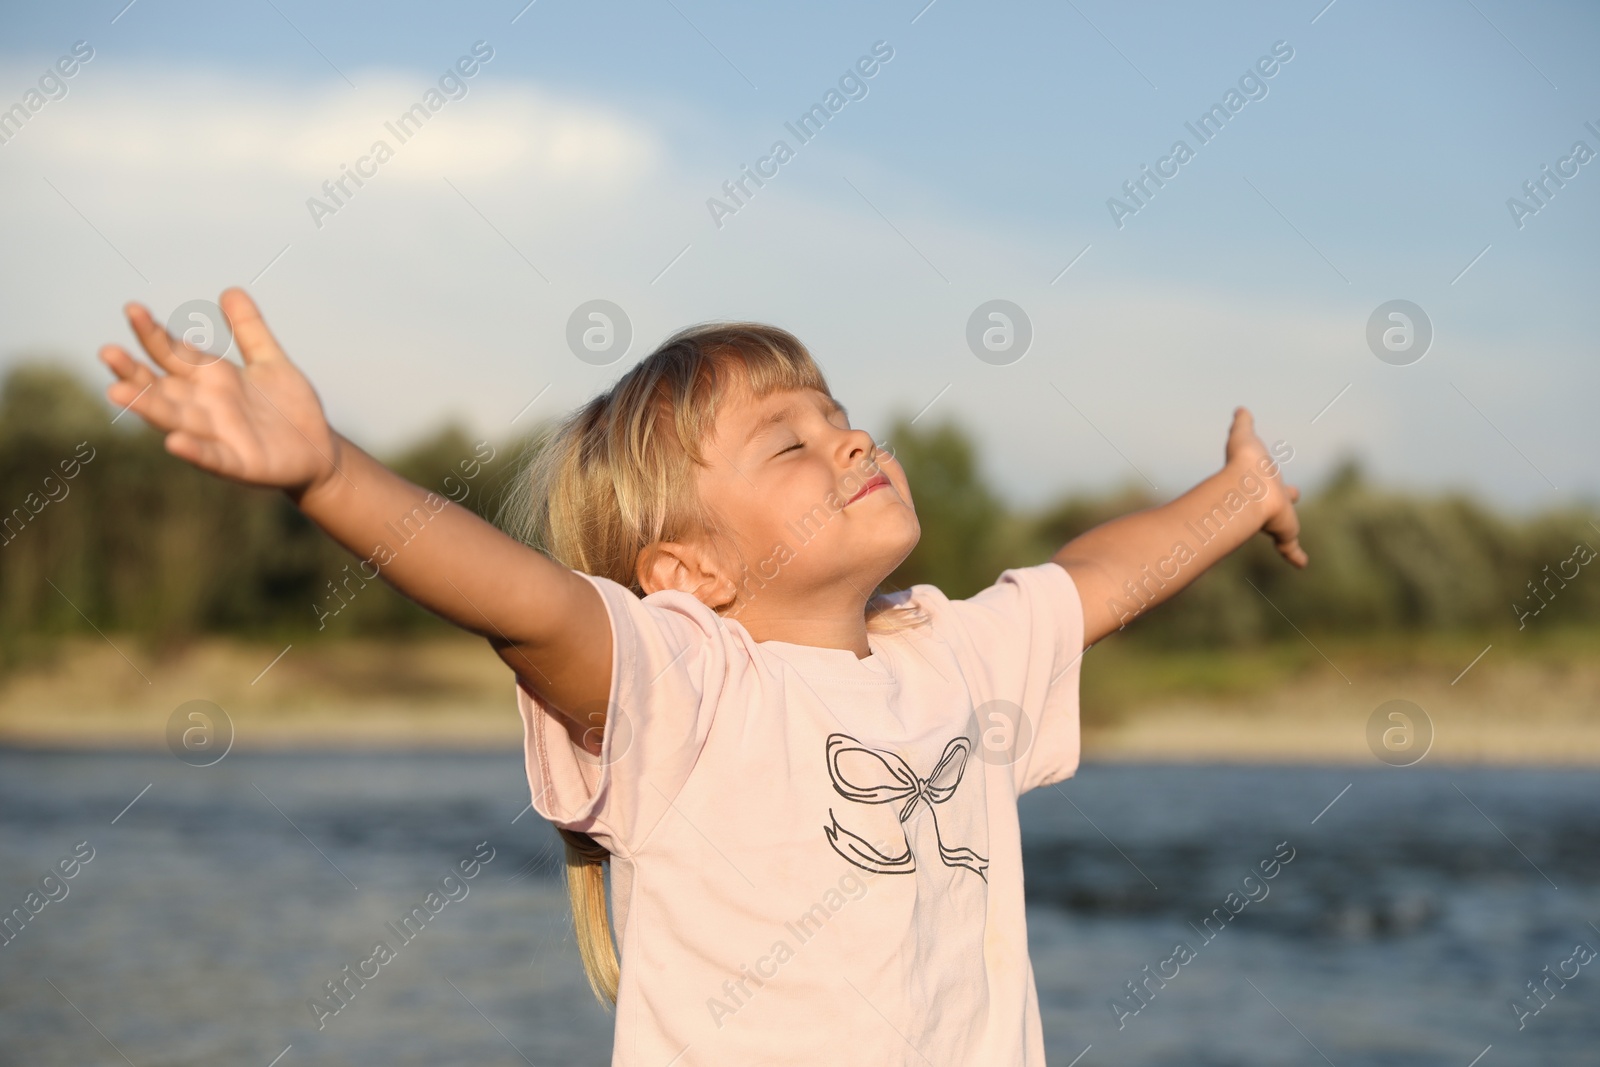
[776, 441, 803, 456]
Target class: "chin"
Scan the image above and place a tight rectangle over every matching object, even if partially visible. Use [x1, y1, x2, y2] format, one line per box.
[877, 515, 921, 575]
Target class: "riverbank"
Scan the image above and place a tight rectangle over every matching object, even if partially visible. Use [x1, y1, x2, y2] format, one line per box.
[1, 629, 1595, 763]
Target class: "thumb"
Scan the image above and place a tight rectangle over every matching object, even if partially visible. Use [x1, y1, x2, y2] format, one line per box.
[1225, 406, 1255, 459]
[218, 287, 285, 365]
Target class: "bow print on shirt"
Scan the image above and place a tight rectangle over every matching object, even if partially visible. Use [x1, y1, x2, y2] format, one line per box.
[823, 732, 989, 881]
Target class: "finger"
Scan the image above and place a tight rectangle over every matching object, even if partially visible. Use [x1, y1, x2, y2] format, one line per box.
[1280, 539, 1309, 568]
[219, 287, 285, 365]
[1225, 407, 1258, 462]
[106, 375, 191, 432]
[1287, 484, 1301, 503]
[124, 302, 202, 377]
[105, 378, 148, 413]
[1267, 507, 1307, 568]
[99, 344, 158, 386]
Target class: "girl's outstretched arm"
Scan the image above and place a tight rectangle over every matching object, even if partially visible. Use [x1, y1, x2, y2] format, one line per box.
[1051, 407, 1307, 648]
[100, 288, 611, 732]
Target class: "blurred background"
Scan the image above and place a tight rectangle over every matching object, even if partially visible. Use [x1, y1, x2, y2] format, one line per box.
[2, 1, 1596, 1064]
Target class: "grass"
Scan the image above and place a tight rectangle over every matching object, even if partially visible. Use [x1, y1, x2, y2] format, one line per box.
[1081, 624, 1596, 728]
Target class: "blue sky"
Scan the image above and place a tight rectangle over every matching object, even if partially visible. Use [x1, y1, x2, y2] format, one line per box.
[1, 0, 1595, 513]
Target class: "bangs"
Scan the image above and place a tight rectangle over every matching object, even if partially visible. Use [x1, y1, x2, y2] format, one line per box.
[652, 324, 831, 467]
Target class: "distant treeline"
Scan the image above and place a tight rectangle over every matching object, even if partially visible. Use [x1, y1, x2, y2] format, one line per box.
[2, 361, 1596, 669]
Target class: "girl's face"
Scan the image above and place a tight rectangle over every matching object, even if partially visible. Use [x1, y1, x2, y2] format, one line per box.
[694, 379, 920, 614]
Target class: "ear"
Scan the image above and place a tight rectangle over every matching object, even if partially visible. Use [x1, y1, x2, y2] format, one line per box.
[636, 540, 737, 609]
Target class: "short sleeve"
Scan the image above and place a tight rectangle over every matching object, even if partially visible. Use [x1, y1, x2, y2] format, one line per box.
[514, 572, 728, 856]
[930, 561, 1085, 795]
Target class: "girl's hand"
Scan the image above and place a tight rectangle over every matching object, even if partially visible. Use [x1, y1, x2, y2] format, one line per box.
[1223, 406, 1308, 569]
[100, 288, 341, 496]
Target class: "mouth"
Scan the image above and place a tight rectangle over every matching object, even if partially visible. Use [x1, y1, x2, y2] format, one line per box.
[845, 473, 892, 505]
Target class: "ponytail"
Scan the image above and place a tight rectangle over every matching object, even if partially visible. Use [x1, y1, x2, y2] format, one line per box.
[558, 827, 620, 1007]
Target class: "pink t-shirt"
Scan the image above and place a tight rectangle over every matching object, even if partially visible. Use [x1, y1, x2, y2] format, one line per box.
[515, 561, 1085, 1066]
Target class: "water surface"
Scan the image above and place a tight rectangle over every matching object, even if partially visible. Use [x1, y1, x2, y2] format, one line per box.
[1, 751, 1594, 1065]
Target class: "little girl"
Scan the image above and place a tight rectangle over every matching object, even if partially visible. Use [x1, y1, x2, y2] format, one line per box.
[101, 289, 1306, 1065]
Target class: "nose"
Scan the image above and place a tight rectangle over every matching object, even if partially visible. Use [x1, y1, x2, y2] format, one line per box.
[840, 427, 877, 469]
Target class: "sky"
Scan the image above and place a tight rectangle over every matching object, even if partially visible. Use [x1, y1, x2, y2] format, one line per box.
[1, 0, 1595, 514]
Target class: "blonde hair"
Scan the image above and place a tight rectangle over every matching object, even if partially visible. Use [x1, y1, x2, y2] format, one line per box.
[500, 320, 925, 1007]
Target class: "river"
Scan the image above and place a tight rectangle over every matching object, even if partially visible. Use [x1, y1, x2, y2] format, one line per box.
[1, 751, 1594, 1065]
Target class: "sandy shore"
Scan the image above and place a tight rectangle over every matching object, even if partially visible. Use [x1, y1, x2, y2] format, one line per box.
[0, 635, 523, 751]
[2, 634, 1596, 765]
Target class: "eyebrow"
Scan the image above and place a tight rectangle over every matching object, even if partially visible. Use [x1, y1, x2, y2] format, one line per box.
[743, 395, 848, 447]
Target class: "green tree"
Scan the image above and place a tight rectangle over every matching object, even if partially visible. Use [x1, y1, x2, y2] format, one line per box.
[882, 416, 1006, 600]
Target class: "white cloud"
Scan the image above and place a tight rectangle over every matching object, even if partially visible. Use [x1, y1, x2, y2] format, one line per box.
[24, 66, 662, 191]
